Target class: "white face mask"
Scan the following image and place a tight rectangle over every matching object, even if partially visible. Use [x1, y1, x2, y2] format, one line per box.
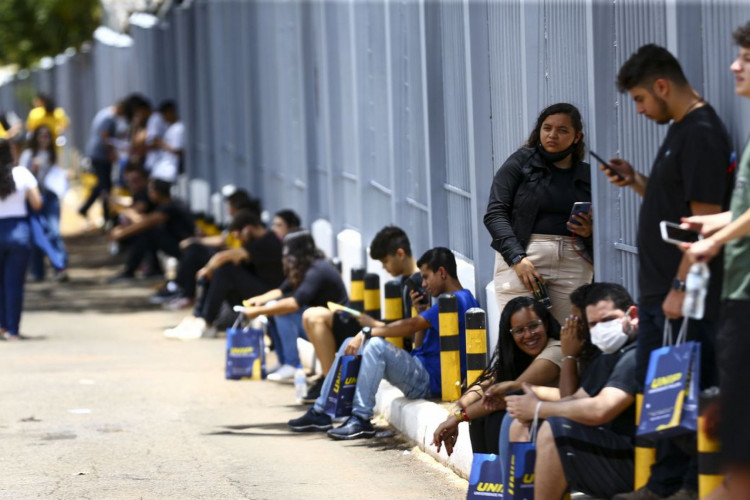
[590, 318, 628, 354]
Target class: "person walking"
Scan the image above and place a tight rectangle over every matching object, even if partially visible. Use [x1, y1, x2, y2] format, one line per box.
[0, 139, 42, 340]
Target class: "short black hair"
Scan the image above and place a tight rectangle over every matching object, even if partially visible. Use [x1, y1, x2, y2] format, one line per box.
[158, 100, 177, 114]
[229, 209, 261, 231]
[369, 226, 412, 260]
[616, 44, 688, 93]
[734, 21, 750, 49]
[226, 189, 262, 217]
[149, 178, 172, 198]
[416, 247, 457, 279]
[582, 282, 635, 313]
[123, 162, 147, 177]
[569, 283, 593, 312]
[274, 209, 301, 229]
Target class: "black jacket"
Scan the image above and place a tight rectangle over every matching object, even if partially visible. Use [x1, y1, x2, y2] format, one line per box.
[483, 147, 592, 266]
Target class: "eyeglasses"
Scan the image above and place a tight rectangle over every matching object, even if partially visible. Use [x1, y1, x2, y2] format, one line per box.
[510, 320, 543, 337]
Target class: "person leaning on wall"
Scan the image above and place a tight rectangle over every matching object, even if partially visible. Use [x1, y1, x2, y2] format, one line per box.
[484, 102, 594, 326]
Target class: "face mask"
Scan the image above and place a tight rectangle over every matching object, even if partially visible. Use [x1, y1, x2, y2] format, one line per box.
[590, 318, 628, 354]
[537, 142, 578, 163]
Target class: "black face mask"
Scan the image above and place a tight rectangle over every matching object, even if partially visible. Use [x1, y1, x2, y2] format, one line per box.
[537, 142, 577, 163]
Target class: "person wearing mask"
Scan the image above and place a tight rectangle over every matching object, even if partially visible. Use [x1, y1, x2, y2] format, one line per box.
[0, 139, 42, 340]
[484, 103, 593, 326]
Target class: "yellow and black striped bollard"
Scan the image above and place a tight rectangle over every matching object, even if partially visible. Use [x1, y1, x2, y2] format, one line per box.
[634, 393, 656, 490]
[438, 293, 461, 401]
[384, 279, 404, 349]
[698, 388, 722, 499]
[350, 268, 365, 312]
[465, 308, 487, 386]
[364, 273, 381, 320]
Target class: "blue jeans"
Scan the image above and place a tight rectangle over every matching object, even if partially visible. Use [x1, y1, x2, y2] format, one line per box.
[638, 303, 715, 496]
[0, 217, 31, 335]
[30, 192, 67, 279]
[313, 337, 431, 420]
[267, 309, 308, 367]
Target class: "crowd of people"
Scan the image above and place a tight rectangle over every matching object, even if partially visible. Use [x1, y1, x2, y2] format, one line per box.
[2, 20, 750, 500]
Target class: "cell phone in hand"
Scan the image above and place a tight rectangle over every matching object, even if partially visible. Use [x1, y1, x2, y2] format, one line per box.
[660, 221, 703, 245]
[590, 150, 625, 181]
[569, 202, 592, 226]
[505, 389, 524, 396]
[404, 274, 429, 305]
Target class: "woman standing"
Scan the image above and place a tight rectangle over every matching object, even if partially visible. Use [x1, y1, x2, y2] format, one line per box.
[0, 139, 42, 340]
[19, 125, 68, 280]
[484, 103, 594, 325]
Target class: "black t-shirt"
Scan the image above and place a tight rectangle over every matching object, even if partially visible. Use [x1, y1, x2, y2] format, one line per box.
[581, 343, 638, 438]
[279, 258, 348, 308]
[532, 163, 588, 236]
[133, 188, 156, 213]
[243, 230, 284, 289]
[637, 105, 733, 317]
[156, 199, 194, 241]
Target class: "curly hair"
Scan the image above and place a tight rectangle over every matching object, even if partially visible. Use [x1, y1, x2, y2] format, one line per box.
[282, 230, 325, 289]
[524, 103, 586, 163]
[0, 139, 16, 200]
[471, 297, 560, 388]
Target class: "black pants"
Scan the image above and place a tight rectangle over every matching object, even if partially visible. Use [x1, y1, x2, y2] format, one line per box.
[198, 263, 269, 324]
[175, 243, 214, 298]
[80, 158, 112, 220]
[125, 229, 181, 276]
[468, 410, 504, 454]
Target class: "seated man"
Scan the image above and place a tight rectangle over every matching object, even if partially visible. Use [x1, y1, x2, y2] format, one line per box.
[108, 179, 194, 282]
[288, 247, 479, 440]
[301, 226, 422, 401]
[503, 282, 639, 499]
[164, 210, 284, 339]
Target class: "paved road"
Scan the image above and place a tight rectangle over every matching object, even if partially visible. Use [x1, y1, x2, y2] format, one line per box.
[0, 234, 468, 500]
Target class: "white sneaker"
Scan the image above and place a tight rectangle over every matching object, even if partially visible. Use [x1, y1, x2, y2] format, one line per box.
[266, 364, 297, 381]
[164, 317, 205, 340]
[265, 362, 281, 374]
[201, 325, 218, 339]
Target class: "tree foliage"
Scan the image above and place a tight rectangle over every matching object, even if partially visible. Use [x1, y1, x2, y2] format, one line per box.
[0, 0, 101, 68]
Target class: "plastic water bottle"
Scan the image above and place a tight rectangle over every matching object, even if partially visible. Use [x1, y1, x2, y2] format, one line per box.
[294, 365, 307, 403]
[683, 263, 710, 319]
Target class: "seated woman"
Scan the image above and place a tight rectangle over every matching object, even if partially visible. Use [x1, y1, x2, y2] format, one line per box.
[431, 296, 563, 455]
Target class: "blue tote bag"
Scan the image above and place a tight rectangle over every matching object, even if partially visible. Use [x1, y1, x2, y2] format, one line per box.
[323, 355, 361, 418]
[225, 314, 266, 380]
[504, 403, 542, 500]
[638, 320, 700, 440]
[467, 453, 504, 499]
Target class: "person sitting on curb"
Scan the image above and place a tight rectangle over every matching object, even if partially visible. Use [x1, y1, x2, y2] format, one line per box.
[241, 230, 349, 381]
[164, 210, 284, 340]
[502, 282, 639, 500]
[300, 226, 422, 402]
[108, 179, 194, 282]
[431, 296, 563, 456]
[288, 247, 479, 440]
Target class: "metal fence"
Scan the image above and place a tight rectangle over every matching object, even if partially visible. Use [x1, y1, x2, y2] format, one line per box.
[4, 0, 750, 306]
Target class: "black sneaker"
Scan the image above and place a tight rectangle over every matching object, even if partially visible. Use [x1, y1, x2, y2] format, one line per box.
[301, 377, 324, 404]
[149, 283, 182, 304]
[326, 415, 376, 440]
[288, 408, 332, 432]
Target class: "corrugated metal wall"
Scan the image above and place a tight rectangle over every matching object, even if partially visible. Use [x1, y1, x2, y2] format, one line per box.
[4, 0, 750, 304]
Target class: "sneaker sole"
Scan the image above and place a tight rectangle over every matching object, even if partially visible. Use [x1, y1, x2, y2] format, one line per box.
[327, 429, 376, 440]
[288, 423, 333, 432]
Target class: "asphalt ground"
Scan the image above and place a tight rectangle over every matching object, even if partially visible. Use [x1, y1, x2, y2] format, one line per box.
[0, 230, 468, 500]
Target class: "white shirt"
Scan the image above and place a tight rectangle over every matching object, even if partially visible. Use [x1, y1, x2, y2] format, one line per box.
[150, 122, 184, 183]
[144, 112, 168, 170]
[0, 167, 38, 218]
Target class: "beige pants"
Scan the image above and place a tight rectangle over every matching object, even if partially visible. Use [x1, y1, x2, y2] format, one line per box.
[493, 234, 594, 326]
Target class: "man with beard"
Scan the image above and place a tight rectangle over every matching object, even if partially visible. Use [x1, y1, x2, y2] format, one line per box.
[599, 44, 734, 500]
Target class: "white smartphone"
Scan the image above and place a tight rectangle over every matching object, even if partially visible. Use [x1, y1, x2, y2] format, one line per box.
[659, 221, 703, 245]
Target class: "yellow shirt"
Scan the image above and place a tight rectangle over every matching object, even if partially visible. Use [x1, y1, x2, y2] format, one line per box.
[26, 106, 70, 139]
[0, 122, 6, 139]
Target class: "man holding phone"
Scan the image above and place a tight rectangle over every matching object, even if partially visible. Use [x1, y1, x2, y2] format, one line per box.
[602, 44, 733, 500]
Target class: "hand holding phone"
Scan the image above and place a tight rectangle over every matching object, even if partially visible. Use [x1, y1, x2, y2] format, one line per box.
[660, 221, 703, 245]
[590, 150, 625, 181]
[569, 202, 592, 226]
[404, 274, 429, 305]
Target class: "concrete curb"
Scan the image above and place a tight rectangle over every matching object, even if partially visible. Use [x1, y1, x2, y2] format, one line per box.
[374, 381, 473, 479]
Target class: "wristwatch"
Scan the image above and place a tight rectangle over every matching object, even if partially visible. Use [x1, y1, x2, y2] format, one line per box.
[361, 326, 373, 341]
[511, 254, 526, 266]
[671, 278, 686, 292]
